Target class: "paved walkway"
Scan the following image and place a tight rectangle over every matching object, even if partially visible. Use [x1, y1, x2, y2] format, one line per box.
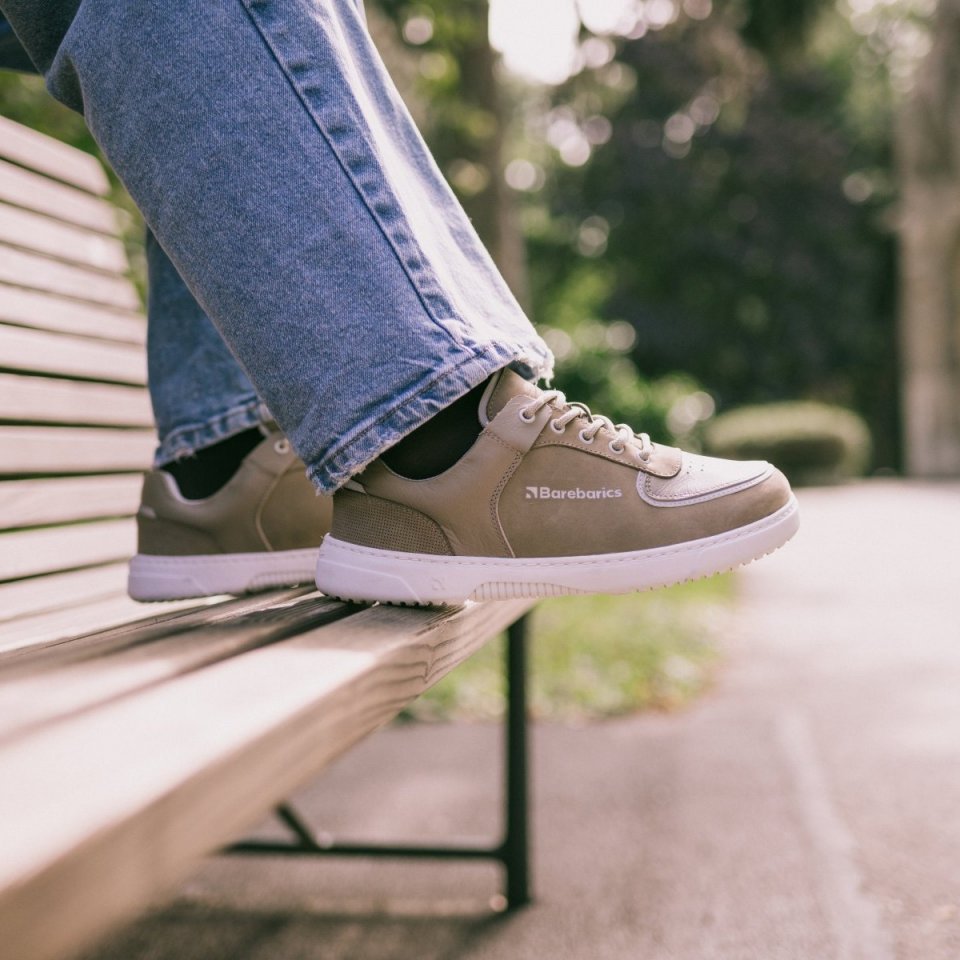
[85, 481, 960, 960]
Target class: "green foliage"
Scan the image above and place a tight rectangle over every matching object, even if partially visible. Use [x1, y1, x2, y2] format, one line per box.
[0, 71, 91, 149]
[408, 575, 731, 722]
[519, 7, 899, 468]
[704, 400, 872, 484]
[534, 260, 711, 441]
[736, 0, 828, 58]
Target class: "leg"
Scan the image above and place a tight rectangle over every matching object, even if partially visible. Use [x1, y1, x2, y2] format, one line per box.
[1, 12, 333, 599]
[0, 0, 553, 493]
[132, 232, 334, 602]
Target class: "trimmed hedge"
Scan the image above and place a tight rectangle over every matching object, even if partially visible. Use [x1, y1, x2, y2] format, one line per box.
[703, 401, 872, 486]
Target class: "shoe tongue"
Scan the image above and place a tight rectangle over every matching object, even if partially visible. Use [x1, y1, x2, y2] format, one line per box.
[479, 369, 541, 425]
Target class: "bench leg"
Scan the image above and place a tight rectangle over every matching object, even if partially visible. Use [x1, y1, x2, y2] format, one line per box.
[502, 614, 531, 908]
[226, 613, 534, 910]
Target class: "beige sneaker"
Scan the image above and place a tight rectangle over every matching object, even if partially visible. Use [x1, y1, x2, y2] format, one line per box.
[129, 427, 331, 601]
[314, 370, 798, 605]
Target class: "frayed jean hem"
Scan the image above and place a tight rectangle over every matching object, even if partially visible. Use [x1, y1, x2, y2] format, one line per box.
[153, 394, 270, 466]
[306, 340, 551, 493]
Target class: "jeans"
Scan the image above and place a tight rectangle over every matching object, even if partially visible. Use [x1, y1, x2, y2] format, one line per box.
[0, 0, 553, 491]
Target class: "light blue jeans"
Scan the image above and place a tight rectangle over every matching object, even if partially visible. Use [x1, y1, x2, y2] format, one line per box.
[3, 0, 552, 491]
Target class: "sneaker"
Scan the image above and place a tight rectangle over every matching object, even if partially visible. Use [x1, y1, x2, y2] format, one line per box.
[314, 370, 799, 605]
[128, 428, 331, 601]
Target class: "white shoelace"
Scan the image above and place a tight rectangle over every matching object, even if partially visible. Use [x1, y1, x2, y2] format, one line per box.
[519, 389, 653, 461]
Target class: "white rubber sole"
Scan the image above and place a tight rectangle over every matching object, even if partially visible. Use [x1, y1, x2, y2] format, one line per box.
[314, 496, 800, 606]
[128, 548, 321, 602]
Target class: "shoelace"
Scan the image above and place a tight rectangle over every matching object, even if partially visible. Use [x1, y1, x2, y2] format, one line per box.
[519, 390, 653, 461]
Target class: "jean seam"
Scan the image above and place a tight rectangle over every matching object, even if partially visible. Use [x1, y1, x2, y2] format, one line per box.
[237, 0, 466, 346]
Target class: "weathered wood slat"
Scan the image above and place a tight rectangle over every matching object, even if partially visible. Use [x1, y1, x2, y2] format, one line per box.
[0, 517, 136, 582]
[0, 427, 153, 474]
[0, 117, 109, 196]
[0, 159, 118, 234]
[0, 475, 143, 530]
[0, 204, 128, 274]
[0, 594, 348, 740]
[0, 588, 310, 667]
[0, 286, 145, 345]
[0, 374, 152, 427]
[0, 597, 532, 960]
[0, 564, 129, 626]
[0, 244, 140, 311]
[0, 592, 219, 662]
[0, 324, 146, 384]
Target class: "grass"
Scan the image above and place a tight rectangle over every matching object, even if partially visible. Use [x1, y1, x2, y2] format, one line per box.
[405, 574, 735, 723]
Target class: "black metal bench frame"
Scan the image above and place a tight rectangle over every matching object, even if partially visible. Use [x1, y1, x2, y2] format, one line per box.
[227, 614, 532, 909]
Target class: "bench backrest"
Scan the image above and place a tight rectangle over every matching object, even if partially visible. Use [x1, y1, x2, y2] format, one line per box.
[0, 115, 155, 648]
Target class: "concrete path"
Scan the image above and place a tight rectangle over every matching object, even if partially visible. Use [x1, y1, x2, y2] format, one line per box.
[84, 481, 960, 960]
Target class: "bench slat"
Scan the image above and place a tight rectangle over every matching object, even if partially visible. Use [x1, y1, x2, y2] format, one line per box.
[0, 427, 154, 474]
[0, 591, 218, 661]
[0, 158, 118, 234]
[0, 117, 110, 196]
[0, 374, 153, 427]
[0, 564, 129, 626]
[0, 476, 143, 530]
[0, 517, 135, 582]
[0, 325, 146, 384]
[0, 520, 137, 580]
[0, 244, 140, 311]
[0, 593, 347, 741]
[0, 286, 145, 345]
[0, 204, 128, 274]
[0, 597, 531, 960]
[0, 588, 310, 667]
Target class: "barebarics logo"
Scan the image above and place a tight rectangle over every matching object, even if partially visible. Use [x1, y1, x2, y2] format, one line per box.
[525, 486, 623, 500]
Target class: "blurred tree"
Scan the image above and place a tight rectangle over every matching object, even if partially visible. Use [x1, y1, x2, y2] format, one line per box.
[4, 0, 917, 465]
[738, 0, 827, 57]
[371, 0, 711, 441]
[519, 1, 900, 466]
[896, 0, 960, 475]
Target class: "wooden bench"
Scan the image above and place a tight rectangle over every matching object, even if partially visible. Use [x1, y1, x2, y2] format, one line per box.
[0, 116, 534, 960]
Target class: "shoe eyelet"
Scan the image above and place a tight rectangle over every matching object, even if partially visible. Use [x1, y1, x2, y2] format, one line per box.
[550, 420, 566, 434]
[609, 441, 625, 454]
[274, 439, 291, 454]
[578, 429, 595, 445]
[518, 408, 536, 423]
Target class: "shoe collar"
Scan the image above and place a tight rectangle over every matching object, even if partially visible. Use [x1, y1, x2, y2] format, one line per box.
[479, 369, 540, 426]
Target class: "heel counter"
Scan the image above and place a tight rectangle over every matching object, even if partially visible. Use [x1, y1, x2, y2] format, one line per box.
[136, 511, 221, 556]
[136, 474, 220, 556]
